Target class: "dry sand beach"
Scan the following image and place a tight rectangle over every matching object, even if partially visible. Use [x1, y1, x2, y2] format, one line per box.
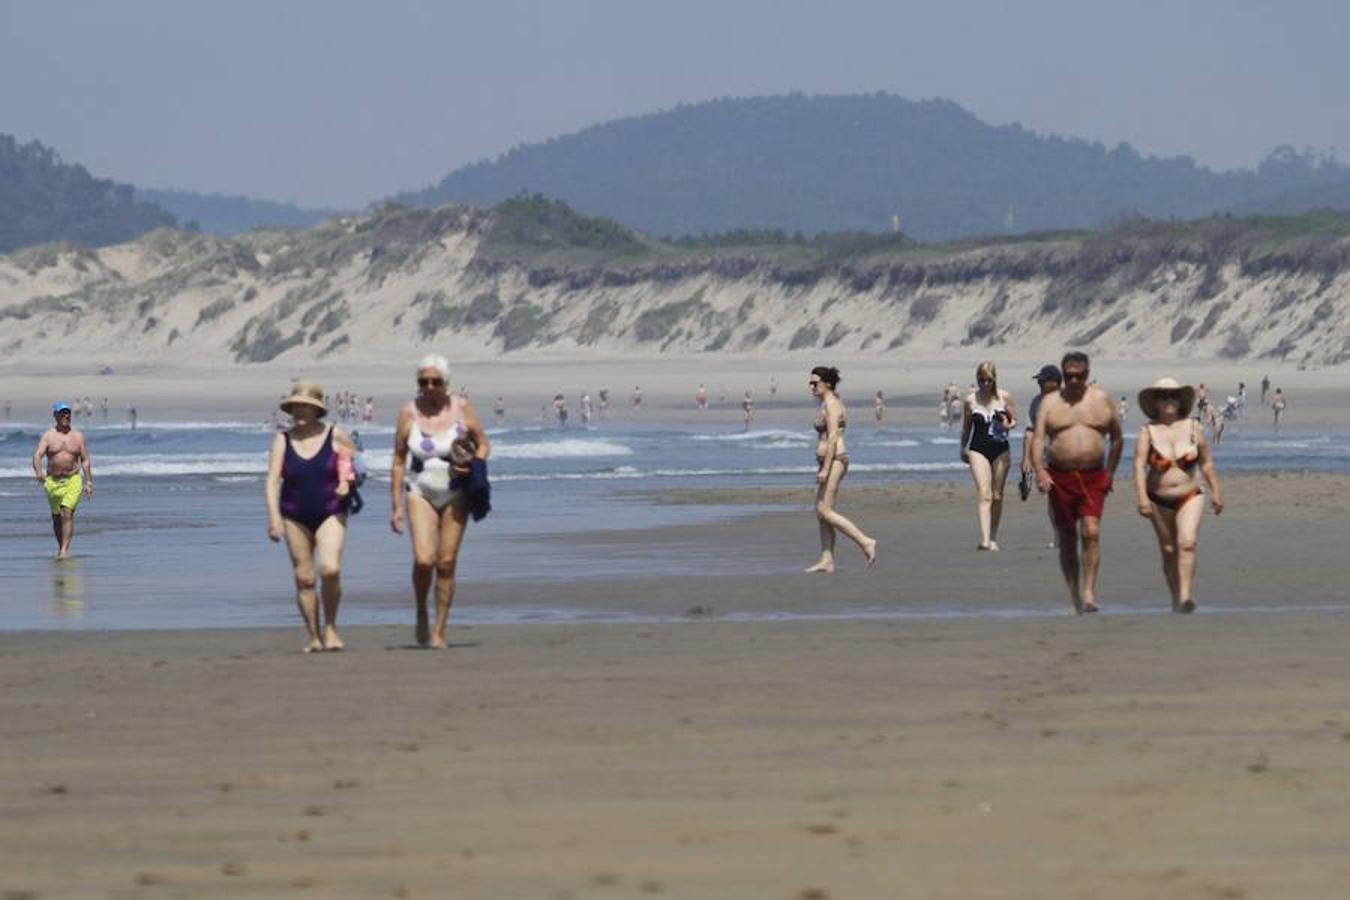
[3, 469, 1349, 898]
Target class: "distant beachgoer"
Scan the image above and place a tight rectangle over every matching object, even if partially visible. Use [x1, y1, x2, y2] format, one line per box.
[696, 384, 708, 410]
[1029, 351, 1124, 614]
[363, 397, 374, 424]
[960, 362, 1017, 551]
[1236, 382, 1248, 420]
[1271, 388, 1286, 431]
[805, 366, 877, 573]
[389, 355, 491, 648]
[873, 390, 885, 422]
[1021, 365, 1062, 548]
[1214, 397, 1239, 445]
[768, 376, 777, 400]
[3, 399, 10, 419]
[1195, 383, 1209, 420]
[1133, 378, 1224, 613]
[718, 386, 726, 405]
[580, 391, 593, 426]
[1260, 375, 1270, 405]
[493, 396, 506, 422]
[1118, 395, 1129, 427]
[264, 382, 356, 652]
[553, 394, 568, 427]
[741, 390, 754, 428]
[32, 402, 93, 559]
[598, 389, 609, 419]
[632, 386, 642, 412]
[128, 405, 138, 430]
[101, 397, 108, 419]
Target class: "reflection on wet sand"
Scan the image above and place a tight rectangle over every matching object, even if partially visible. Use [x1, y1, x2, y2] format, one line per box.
[50, 561, 85, 618]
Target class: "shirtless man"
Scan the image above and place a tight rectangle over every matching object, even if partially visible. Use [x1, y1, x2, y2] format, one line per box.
[32, 402, 93, 559]
[1029, 352, 1123, 613]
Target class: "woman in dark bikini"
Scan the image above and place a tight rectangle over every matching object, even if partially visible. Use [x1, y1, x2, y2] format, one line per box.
[1132, 378, 1224, 613]
[805, 366, 877, 573]
[390, 355, 491, 648]
[264, 381, 357, 652]
[959, 362, 1017, 550]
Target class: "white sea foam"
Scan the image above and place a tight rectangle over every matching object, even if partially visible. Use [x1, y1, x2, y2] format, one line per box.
[492, 439, 634, 459]
[0, 453, 266, 478]
[870, 439, 921, 448]
[691, 429, 807, 443]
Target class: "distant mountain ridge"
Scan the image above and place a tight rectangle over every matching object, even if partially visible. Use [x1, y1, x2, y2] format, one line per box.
[137, 188, 340, 236]
[394, 93, 1350, 240]
[0, 134, 178, 254]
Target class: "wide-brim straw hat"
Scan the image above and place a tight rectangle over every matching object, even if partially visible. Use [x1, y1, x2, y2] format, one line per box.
[1138, 377, 1195, 420]
[280, 381, 327, 416]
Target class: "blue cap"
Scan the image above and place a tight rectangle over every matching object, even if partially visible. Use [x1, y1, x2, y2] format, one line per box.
[52, 401, 71, 414]
[1033, 365, 1062, 383]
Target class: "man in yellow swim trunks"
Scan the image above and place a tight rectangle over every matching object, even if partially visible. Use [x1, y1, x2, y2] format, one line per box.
[32, 401, 93, 559]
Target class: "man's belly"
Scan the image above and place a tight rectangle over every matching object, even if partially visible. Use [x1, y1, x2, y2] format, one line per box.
[1048, 429, 1106, 470]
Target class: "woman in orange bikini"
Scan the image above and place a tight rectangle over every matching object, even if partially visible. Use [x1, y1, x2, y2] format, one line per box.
[1132, 378, 1224, 613]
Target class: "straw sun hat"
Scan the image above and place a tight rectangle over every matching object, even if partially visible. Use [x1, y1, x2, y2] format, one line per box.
[1138, 377, 1195, 420]
[280, 381, 327, 416]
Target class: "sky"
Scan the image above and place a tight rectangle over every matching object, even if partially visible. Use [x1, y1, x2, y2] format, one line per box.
[3, 0, 1348, 209]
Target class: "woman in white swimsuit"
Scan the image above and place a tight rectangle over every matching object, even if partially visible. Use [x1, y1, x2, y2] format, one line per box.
[390, 354, 491, 648]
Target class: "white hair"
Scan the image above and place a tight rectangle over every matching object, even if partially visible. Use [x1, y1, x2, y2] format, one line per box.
[416, 354, 450, 381]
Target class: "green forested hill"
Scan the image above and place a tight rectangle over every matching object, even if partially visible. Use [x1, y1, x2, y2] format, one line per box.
[0, 135, 178, 253]
[394, 94, 1350, 240]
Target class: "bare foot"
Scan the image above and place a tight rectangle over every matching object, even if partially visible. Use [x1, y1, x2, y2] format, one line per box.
[987, 541, 1001, 552]
[323, 626, 345, 651]
[862, 538, 878, 567]
[429, 630, 448, 650]
[1080, 602, 1100, 614]
[977, 542, 990, 551]
[415, 609, 430, 647]
[804, 560, 835, 574]
[1177, 599, 1196, 614]
[54, 551, 69, 561]
[303, 637, 324, 654]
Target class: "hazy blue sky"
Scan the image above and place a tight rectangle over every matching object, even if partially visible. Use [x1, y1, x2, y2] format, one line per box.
[3, 0, 1347, 208]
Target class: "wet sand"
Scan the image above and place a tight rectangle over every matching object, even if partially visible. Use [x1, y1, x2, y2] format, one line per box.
[3, 615, 1349, 899]
[3, 472, 1350, 898]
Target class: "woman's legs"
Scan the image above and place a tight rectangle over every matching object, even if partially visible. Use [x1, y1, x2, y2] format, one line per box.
[430, 502, 471, 648]
[808, 461, 876, 572]
[1146, 504, 1182, 610]
[405, 493, 441, 646]
[314, 515, 348, 649]
[1173, 495, 1205, 612]
[967, 452, 994, 548]
[989, 451, 1010, 548]
[281, 520, 323, 653]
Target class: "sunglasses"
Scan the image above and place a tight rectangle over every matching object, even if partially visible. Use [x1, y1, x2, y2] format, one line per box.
[417, 377, 446, 388]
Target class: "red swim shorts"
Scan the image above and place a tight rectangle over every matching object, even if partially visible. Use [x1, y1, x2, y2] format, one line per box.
[1047, 465, 1110, 529]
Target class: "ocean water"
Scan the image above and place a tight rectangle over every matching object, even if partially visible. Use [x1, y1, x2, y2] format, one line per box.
[1, 413, 1344, 631]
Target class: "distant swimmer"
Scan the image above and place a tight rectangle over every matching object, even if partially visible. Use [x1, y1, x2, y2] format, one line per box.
[580, 391, 593, 426]
[31, 401, 93, 559]
[264, 382, 356, 653]
[598, 388, 610, 419]
[805, 366, 877, 573]
[741, 390, 754, 428]
[553, 394, 568, 428]
[959, 362, 1017, 551]
[873, 390, 885, 422]
[696, 384, 708, 410]
[390, 355, 492, 649]
[1133, 378, 1224, 613]
[1271, 388, 1286, 431]
[128, 404, 138, 430]
[1030, 351, 1124, 614]
[494, 396, 506, 422]
[632, 386, 642, 412]
[1021, 365, 1062, 548]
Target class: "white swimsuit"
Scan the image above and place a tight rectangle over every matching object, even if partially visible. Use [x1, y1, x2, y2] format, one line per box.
[406, 400, 470, 510]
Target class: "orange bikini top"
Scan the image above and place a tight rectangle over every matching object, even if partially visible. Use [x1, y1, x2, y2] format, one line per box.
[1147, 423, 1199, 472]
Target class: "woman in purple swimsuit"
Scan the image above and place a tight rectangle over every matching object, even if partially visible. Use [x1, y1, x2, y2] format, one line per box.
[265, 381, 357, 653]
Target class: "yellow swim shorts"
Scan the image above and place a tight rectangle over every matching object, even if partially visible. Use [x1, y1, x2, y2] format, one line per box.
[45, 473, 83, 515]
